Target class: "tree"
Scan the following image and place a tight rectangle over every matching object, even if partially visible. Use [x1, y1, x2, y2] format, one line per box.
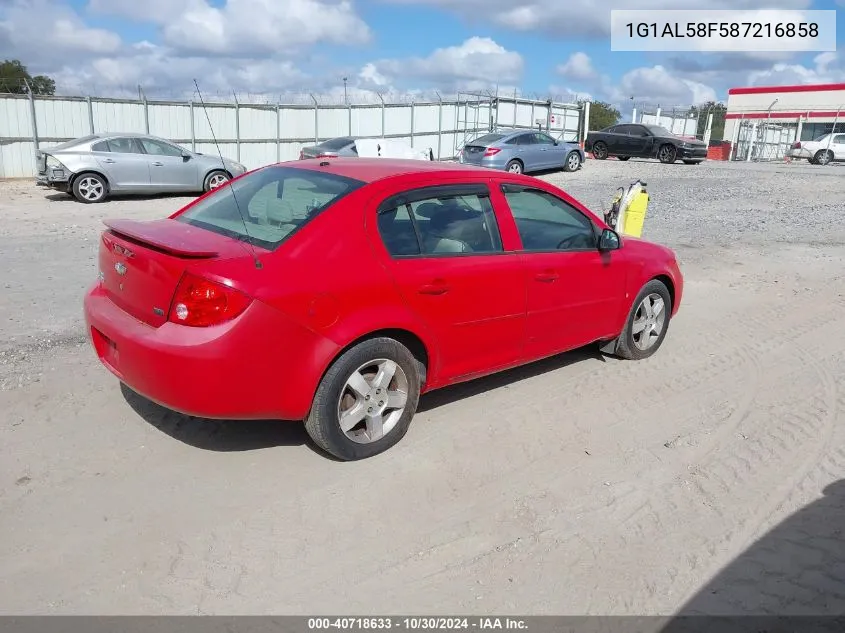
[688, 101, 727, 141]
[581, 100, 620, 131]
[0, 59, 56, 96]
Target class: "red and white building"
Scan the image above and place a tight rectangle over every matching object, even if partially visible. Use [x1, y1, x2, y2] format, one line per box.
[718, 82, 845, 160]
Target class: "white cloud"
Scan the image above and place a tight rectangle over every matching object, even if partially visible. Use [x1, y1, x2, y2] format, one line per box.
[556, 52, 596, 81]
[614, 65, 718, 106]
[746, 51, 845, 86]
[88, 0, 372, 55]
[0, 0, 121, 66]
[365, 37, 524, 90]
[379, 0, 812, 37]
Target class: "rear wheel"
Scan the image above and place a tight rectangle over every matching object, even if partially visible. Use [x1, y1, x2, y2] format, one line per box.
[592, 142, 609, 160]
[305, 337, 422, 461]
[612, 279, 673, 361]
[657, 144, 677, 164]
[563, 151, 582, 172]
[203, 169, 230, 192]
[814, 150, 833, 166]
[505, 159, 523, 174]
[72, 172, 108, 203]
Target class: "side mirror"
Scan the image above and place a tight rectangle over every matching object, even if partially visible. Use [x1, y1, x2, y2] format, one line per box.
[181, 151, 191, 160]
[553, 139, 559, 145]
[598, 228, 621, 251]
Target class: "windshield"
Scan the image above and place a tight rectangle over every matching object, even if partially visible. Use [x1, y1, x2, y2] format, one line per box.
[175, 166, 364, 250]
[469, 133, 505, 146]
[647, 126, 674, 137]
[318, 137, 355, 151]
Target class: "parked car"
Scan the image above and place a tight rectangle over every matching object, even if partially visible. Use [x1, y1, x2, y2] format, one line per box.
[585, 123, 707, 164]
[37, 133, 247, 203]
[788, 133, 845, 165]
[300, 136, 434, 161]
[458, 129, 585, 174]
[83, 158, 684, 461]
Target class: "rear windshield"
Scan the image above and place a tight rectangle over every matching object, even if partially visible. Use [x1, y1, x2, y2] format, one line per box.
[318, 137, 355, 150]
[468, 133, 505, 146]
[175, 166, 364, 250]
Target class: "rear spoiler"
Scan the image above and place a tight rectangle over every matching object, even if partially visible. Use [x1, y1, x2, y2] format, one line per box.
[103, 218, 220, 258]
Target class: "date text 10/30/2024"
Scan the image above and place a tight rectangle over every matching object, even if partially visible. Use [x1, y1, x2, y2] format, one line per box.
[308, 618, 528, 630]
[625, 22, 818, 39]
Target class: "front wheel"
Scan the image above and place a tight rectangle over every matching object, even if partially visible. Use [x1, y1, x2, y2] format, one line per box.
[613, 279, 673, 361]
[592, 142, 609, 160]
[203, 170, 230, 192]
[563, 151, 582, 172]
[657, 144, 677, 164]
[305, 337, 422, 461]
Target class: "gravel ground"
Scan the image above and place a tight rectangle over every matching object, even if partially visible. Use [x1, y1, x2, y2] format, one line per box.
[1, 158, 845, 617]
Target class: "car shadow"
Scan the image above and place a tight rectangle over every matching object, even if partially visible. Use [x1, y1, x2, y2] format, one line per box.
[44, 190, 198, 204]
[417, 343, 605, 413]
[121, 344, 608, 455]
[658, 479, 845, 632]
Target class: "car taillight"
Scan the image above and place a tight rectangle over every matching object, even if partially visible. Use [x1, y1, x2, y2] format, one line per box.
[168, 273, 252, 327]
[483, 147, 501, 157]
[791, 142, 802, 149]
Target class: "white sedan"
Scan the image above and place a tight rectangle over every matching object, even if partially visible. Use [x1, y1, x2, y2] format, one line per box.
[788, 133, 845, 165]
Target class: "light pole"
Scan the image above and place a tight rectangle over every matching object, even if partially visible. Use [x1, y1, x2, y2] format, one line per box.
[343, 77, 348, 105]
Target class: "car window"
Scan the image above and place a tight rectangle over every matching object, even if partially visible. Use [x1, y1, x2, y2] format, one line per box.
[92, 140, 110, 152]
[175, 166, 364, 250]
[470, 133, 505, 146]
[614, 125, 635, 135]
[319, 137, 355, 151]
[515, 133, 535, 145]
[501, 185, 597, 252]
[535, 133, 556, 144]
[629, 126, 650, 137]
[377, 186, 503, 257]
[107, 137, 141, 154]
[834, 134, 845, 144]
[139, 138, 184, 157]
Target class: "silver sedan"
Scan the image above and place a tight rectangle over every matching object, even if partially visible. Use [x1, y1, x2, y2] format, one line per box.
[37, 133, 247, 203]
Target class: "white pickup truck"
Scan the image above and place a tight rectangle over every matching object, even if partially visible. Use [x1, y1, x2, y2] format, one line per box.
[788, 132, 845, 165]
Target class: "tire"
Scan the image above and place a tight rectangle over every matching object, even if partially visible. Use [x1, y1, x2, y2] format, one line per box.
[505, 159, 523, 174]
[612, 279, 673, 361]
[617, 156, 630, 161]
[657, 144, 677, 164]
[71, 172, 108, 203]
[304, 337, 422, 461]
[563, 151, 582, 172]
[203, 169, 230, 192]
[683, 160, 703, 165]
[814, 150, 833, 166]
[592, 142, 609, 160]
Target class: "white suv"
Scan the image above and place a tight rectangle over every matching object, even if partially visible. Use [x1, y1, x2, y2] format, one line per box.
[789, 133, 845, 165]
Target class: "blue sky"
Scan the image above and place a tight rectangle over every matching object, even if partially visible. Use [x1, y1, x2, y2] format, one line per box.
[1, 0, 843, 107]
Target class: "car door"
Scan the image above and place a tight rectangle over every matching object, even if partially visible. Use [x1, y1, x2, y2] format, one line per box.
[515, 133, 545, 171]
[534, 132, 565, 169]
[91, 137, 151, 191]
[600, 126, 626, 154]
[626, 125, 653, 156]
[493, 182, 627, 360]
[612, 125, 639, 156]
[372, 181, 527, 382]
[832, 134, 845, 160]
[137, 137, 199, 191]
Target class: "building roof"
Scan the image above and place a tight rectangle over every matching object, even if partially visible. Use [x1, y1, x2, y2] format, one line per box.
[728, 83, 845, 96]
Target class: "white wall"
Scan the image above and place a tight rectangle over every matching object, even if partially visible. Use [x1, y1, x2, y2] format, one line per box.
[0, 94, 584, 178]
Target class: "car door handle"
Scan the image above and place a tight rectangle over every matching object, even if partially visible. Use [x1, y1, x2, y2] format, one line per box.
[534, 271, 559, 283]
[418, 282, 450, 295]
[152, 161, 164, 166]
[102, 159, 116, 163]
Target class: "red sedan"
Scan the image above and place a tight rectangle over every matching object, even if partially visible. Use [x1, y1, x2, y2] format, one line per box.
[83, 158, 683, 461]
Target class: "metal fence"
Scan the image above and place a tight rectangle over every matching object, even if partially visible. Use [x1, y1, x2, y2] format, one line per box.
[633, 105, 699, 139]
[730, 119, 799, 162]
[0, 92, 585, 179]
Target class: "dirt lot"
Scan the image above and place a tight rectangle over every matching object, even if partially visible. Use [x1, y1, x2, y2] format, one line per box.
[1, 159, 845, 616]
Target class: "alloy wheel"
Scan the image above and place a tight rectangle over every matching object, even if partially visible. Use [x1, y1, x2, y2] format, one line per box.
[631, 293, 666, 351]
[337, 359, 409, 444]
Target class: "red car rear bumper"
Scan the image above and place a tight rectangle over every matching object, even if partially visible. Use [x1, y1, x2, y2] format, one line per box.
[83, 283, 339, 421]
